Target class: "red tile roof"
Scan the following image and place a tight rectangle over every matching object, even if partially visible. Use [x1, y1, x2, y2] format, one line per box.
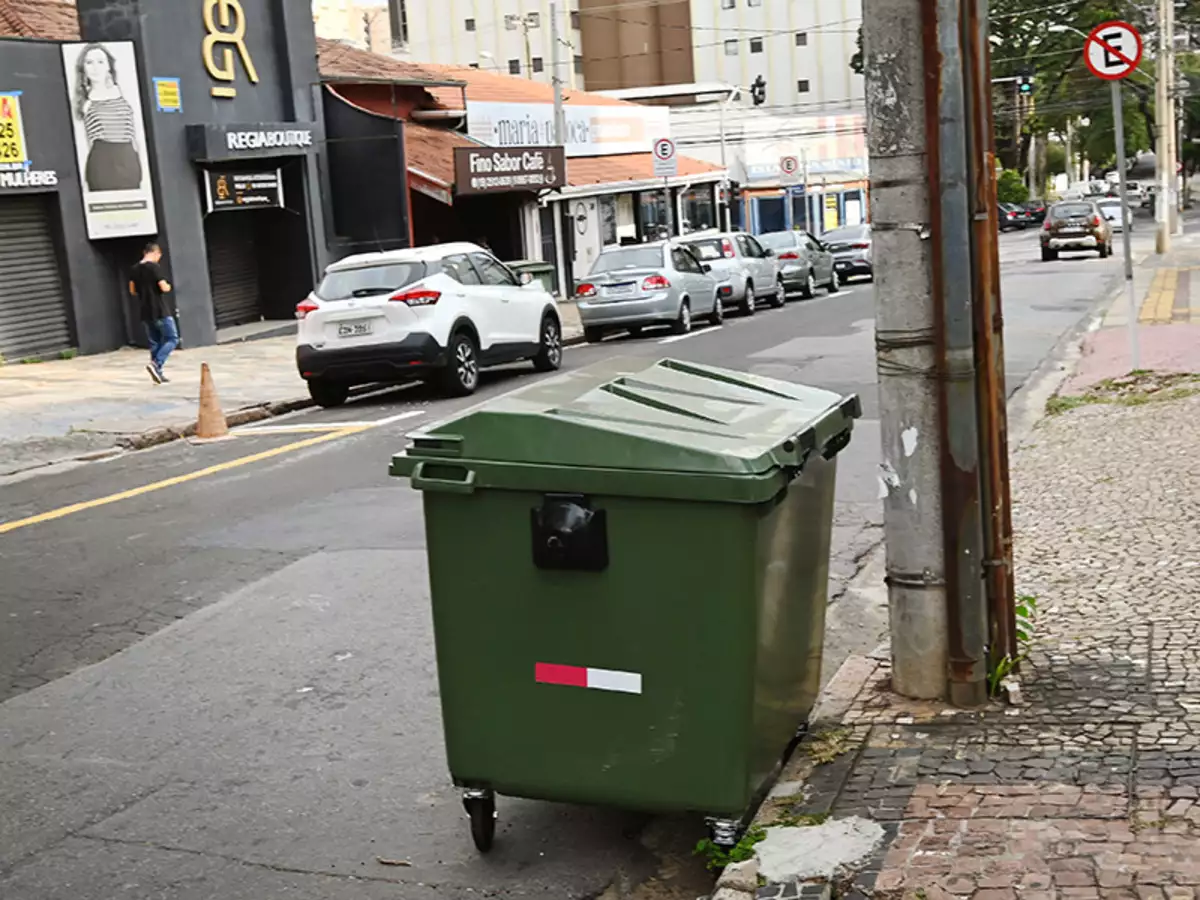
[421, 64, 630, 110]
[567, 153, 723, 187]
[405, 122, 476, 187]
[0, 0, 78, 39]
[316, 39, 462, 87]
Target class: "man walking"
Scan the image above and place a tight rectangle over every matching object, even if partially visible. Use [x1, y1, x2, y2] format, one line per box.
[129, 242, 176, 384]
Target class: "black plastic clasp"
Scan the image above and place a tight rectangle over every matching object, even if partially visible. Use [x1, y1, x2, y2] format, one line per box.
[531, 494, 609, 572]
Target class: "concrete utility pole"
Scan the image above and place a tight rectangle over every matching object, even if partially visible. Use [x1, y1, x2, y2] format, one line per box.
[863, 0, 994, 704]
[1166, 0, 1180, 234]
[1156, 0, 1172, 252]
[550, 3, 565, 145]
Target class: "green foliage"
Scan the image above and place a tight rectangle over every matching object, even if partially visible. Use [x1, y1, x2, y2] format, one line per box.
[19, 356, 43, 365]
[996, 169, 1029, 204]
[58, 348, 77, 360]
[693, 825, 766, 872]
[805, 728, 853, 765]
[850, 26, 863, 76]
[988, 594, 1037, 697]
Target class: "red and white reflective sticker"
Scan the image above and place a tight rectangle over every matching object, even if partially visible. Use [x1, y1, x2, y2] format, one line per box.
[535, 662, 642, 695]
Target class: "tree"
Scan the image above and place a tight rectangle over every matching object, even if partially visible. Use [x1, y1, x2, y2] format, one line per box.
[997, 169, 1029, 204]
[850, 27, 863, 76]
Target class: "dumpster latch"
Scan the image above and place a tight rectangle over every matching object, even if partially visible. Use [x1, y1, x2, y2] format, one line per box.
[531, 494, 609, 572]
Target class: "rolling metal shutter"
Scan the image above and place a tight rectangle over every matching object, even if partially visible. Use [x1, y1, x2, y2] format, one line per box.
[0, 196, 72, 361]
[205, 213, 261, 328]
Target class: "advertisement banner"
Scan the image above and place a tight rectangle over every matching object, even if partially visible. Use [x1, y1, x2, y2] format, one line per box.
[465, 101, 670, 158]
[61, 41, 158, 239]
[203, 169, 284, 212]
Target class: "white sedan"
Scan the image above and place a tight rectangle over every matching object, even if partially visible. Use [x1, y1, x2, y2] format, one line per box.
[1096, 199, 1132, 233]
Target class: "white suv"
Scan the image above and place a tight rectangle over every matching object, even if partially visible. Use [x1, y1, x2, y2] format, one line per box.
[296, 243, 563, 407]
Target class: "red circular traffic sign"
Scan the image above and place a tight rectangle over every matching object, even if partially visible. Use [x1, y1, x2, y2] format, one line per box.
[780, 156, 799, 176]
[1084, 21, 1143, 81]
[653, 138, 676, 161]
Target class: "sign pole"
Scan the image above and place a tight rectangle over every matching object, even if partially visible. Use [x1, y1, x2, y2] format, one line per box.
[1111, 80, 1140, 370]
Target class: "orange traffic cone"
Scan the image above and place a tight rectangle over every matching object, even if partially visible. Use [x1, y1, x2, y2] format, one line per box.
[195, 362, 230, 440]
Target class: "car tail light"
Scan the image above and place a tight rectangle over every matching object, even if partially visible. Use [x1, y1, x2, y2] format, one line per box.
[391, 288, 441, 306]
[850, 242, 870, 249]
[576, 282, 597, 297]
[720, 239, 735, 258]
[718, 284, 733, 297]
[295, 298, 319, 319]
[1007, 212, 1015, 219]
[1091, 215, 1102, 227]
[777, 251, 799, 260]
[642, 274, 670, 291]
[1043, 219, 1052, 230]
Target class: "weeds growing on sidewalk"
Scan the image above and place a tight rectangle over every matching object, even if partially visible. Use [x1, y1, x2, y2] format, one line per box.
[988, 593, 1037, 697]
[693, 825, 766, 871]
[1046, 372, 1200, 416]
[805, 727, 854, 765]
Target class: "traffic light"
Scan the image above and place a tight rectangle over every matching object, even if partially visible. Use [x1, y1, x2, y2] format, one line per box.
[751, 75, 766, 106]
[1017, 69, 1035, 95]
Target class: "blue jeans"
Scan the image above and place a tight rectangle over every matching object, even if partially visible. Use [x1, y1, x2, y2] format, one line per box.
[144, 316, 179, 371]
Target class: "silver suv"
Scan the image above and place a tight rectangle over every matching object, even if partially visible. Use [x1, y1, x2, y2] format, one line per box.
[681, 231, 785, 315]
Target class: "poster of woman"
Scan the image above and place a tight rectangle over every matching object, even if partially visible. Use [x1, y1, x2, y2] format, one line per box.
[61, 41, 158, 240]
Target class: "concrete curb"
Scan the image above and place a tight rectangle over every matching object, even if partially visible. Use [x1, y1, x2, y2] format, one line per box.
[3, 331, 590, 478]
[707, 654, 882, 900]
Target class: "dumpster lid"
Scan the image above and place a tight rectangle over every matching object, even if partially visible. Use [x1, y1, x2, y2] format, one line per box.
[395, 357, 860, 478]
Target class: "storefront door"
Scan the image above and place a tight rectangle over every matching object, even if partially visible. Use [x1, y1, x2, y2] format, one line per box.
[0, 195, 73, 360]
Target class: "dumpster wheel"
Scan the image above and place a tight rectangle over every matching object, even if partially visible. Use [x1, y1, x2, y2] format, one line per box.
[463, 789, 496, 852]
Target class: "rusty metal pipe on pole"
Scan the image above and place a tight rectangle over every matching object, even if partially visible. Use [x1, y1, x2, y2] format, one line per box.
[925, 0, 987, 707]
[965, 0, 1016, 667]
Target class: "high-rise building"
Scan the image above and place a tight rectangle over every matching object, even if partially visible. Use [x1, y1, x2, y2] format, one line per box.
[312, 0, 392, 55]
[578, 0, 863, 115]
[382, 0, 585, 87]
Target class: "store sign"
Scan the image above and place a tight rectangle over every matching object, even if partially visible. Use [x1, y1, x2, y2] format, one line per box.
[0, 169, 58, 190]
[454, 146, 565, 195]
[203, 168, 283, 212]
[466, 101, 670, 158]
[202, 0, 259, 99]
[154, 77, 182, 113]
[60, 42, 158, 239]
[186, 123, 320, 161]
[0, 92, 29, 168]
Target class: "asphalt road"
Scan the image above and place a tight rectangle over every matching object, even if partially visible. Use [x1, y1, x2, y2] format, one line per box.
[0, 226, 1150, 899]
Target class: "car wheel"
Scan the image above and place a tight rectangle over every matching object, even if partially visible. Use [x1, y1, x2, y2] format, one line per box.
[584, 325, 605, 343]
[741, 282, 756, 316]
[770, 279, 786, 308]
[709, 293, 724, 325]
[1041, 247, 1058, 262]
[801, 270, 816, 299]
[307, 378, 349, 408]
[827, 268, 840, 294]
[671, 300, 692, 335]
[440, 331, 479, 396]
[532, 315, 562, 372]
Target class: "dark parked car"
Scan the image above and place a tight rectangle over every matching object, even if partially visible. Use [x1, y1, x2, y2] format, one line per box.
[756, 230, 839, 298]
[821, 224, 873, 281]
[1023, 199, 1047, 223]
[1040, 200, 1113, 261]
[998, 203, 1032, 231]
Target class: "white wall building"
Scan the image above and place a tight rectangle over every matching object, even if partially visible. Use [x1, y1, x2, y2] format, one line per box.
[383, 0, 585, 86]
[312, 0, 392, 54]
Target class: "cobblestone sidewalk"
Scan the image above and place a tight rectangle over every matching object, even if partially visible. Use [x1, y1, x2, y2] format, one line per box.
[717, 381, 1200, 900]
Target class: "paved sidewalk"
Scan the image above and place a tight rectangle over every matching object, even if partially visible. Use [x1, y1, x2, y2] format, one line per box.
[711, 298, 1200, 900]
[0, 303, 582, 476]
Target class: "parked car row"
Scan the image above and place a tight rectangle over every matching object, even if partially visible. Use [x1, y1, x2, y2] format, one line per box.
[576, 228, 871, 343]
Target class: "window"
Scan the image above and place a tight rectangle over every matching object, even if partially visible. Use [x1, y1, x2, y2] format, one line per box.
[795, 32, 807, 47]
[387, 0, 409, 45]
[470, 253, 518, 286]
[724, 39, 739, 56]
[464, 17, 475, 30]
[570, 10, 581, 29]
[797, 79, 811, 93]
[747, 0, 762, 6]
[469, 62, 479, 68]
[526, 11, 540, 27]
[532, 57, 544, 73]
[592, 247, 665, 272]
[749, 36, 763, 53]
[574, 55, 584, 75]
[508, 58, 522, 74]
[441, 255, 482, 285]
[746, 236, 767, 257]
[721, 0, 735, 8]
[316, 262, 426, 300]
[735, 234, 753, 257]
[672, 248, 702, 273]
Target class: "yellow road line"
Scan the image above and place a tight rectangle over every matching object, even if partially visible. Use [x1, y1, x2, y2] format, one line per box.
[0, 426, 368, 536]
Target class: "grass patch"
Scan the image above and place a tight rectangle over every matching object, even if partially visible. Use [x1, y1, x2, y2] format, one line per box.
[693, 825, 766, 871]
[19, 356, 43, 365]
[1046, 372, 1200, 416]
[58, 348, 78, 360]
[771, 811, 830, 828]
[805, 728, 854, 765]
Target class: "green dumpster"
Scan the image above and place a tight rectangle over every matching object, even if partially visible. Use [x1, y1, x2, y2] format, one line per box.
[506, 259, 558, 295]
[390, 357, 860, 851]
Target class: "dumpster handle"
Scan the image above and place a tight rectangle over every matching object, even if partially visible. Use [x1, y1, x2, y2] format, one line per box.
[411, 462, 477, 494]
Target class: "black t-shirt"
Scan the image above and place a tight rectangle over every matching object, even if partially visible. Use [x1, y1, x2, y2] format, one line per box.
[131, 261, 169, 323]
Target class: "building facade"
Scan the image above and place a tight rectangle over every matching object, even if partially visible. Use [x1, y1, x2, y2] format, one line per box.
[312, 0, 391, 55]
[578, 0, 863, 113]
[385, 0, 585, 87]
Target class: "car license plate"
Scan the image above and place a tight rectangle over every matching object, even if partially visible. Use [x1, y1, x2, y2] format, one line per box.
[1060, 227, 1084, 234]
[337, 320, 374, 337]
[605, 283, 636, 298]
